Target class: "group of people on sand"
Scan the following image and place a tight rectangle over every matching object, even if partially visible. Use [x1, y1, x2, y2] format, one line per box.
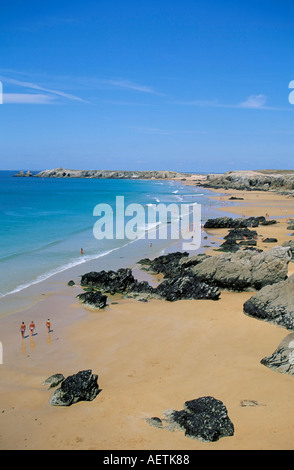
[20, 319, 51, 338]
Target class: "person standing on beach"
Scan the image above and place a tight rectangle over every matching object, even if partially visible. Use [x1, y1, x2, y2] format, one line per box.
[46, 319, 51, 333]
[20, 322, 26, 338]
[29, 321, 35, 336]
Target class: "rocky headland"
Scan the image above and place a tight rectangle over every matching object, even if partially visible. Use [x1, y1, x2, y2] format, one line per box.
[198, 169, 294, 194]
[14, 167, 188, 180]
[13, 168, 294, 195]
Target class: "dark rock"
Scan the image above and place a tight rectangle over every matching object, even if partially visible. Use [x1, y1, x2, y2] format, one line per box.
[229, 196, 244, 200]
[243, 274, 294, 330]
[80, 268, 136, 294]
[217, 228, 259, 252]
[43, 373, 65, 389]
[50, 370, 100, 406]
[163, 396, 234, 442]
[139, 252, 189, 278]
[224, 227, 258, 242]
[217, 240, 240, 252]
[191, 246, 291, 291]
[76, 290, 108, 309]
[204, 216, 265, 229]
[68, 280, 75, 286]
[260, 333, 294, 375]
[155, 275, 220, 301]
[262, 238, 278, 243]
[260, 220, 277, 225]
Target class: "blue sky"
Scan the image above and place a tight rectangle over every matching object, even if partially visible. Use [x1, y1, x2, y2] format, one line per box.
[0, 0, 294, 173]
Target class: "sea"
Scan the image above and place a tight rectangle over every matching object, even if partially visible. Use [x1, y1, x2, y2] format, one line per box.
[0, 171, 234, 315]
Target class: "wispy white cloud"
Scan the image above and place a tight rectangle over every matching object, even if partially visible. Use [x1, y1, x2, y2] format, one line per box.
[239, 94, 267, 109]
[3, 93, 56, 104]
[72, 76, 162, 95]
[172, 94, 290, 111]
[0, 71, 162, 106]
[0, 77, 89, 103]
[104, 79, 160, 95]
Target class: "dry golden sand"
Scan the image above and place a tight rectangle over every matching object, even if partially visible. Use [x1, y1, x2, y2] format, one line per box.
[0, 189, 294, 450]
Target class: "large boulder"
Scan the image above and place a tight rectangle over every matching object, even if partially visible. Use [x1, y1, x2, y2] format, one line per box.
[147, 396, 234, 442]
[80, 268, 136, 294]
[76, 290, 108, 309]
[260, 333, 294, 375]
[243, 274, 294, 330]
[155, 275, 220, 301]
[191, 246, 291, 291]
[50, 370, 100, 406]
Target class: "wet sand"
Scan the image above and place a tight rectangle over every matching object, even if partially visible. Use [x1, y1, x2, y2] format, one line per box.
[0, 188, 294, 450]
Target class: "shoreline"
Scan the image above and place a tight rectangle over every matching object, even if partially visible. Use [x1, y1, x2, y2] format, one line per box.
[1, 185, 294, 450]
[0, 182, 228, 318]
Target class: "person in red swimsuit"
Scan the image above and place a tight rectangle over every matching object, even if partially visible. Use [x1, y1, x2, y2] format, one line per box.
[46, 319, 51, 333]
[29, 321, 35, 336]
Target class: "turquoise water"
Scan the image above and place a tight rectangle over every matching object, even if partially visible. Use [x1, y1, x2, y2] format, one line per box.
[0, 171, 225, 298]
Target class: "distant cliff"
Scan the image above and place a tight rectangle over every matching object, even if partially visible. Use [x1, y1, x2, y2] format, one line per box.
[14, 167, 189, 180]
[13, 167, 294, 193]
[198, 170, 294, 194]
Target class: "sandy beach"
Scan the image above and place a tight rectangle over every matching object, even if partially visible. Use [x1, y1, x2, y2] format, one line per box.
[1, 187, 294, 451]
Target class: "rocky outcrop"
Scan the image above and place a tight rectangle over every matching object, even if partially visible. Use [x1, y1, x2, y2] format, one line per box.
[80, 265, 220, 302]
[146, 396, 234, 442]
[79, 246, 291, 304]
[199, 170, 294, 193]
[218, 227, 258, 252]
[81, 268, 141, 294]
[191, 246, 291, 291]
[76, 290, 108, 309]
[139, 252, 210, 278]
[49, 370, 100, 406]
[260, 333, 294, 376]
[13, 170, 33, 177]
[139, 252, 189, 278]
[16, 167, 188, 180]
[155, 275, 220, 301]
[243, 274, 294, 330]
[204, 216, 272, 229]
